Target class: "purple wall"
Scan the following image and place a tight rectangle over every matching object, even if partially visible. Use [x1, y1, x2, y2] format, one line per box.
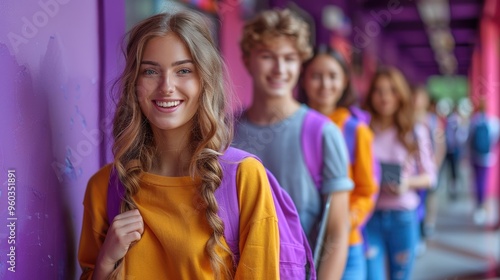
[0, 0, 124, 278]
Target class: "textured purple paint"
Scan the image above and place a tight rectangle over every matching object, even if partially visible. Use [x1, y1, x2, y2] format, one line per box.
[0, 0, 106, 278]
[0, 41, 71, 279]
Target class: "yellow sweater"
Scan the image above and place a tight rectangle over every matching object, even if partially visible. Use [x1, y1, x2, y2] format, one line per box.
[329, 108, 379, 245]
[78, 157, 279, 279]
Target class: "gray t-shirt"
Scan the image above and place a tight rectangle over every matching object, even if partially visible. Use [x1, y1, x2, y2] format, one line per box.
[233, 105, 353, 236]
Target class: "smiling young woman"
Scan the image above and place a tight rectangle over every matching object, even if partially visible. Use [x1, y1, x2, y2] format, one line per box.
[363, 67, 436, 280]
[300, 46, 379, 280]
[78, 10, 280, 280]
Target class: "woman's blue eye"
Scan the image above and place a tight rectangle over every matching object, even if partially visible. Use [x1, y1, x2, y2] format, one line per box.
[178, 69, 192, 75]
[143, 69, 157, 75]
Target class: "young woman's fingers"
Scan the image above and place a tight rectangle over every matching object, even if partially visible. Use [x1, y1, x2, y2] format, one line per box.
[114, 220, 144, 236]
[125, 231, 142, 244]
[114, 229, 143, 247]
[98, 229, 142, 264]
[113, 209, 141, 222]
[111, 213, 143, 230]
[97, 209, 144, 264]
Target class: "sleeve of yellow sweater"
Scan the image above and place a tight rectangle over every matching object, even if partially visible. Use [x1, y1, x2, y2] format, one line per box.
[234, 157, 280, 280]
[350, 125, 379, 229]
[78, 164, 112, 280]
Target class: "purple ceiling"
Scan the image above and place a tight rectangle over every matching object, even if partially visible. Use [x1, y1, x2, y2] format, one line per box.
[352, 0, 484, 78]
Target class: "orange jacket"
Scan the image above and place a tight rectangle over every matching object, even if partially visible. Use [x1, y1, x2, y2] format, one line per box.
[329, 108, 379, 245]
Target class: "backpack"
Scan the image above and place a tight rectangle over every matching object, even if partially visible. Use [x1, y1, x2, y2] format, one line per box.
[341, 107, 381, 251]
[472, 115, 491, 155]
[107, 147, 316, 280]
[343, 107, 381, 185]
[300, 109, 332, 267]
[301, 109, 330, 189]
[301, 107, 380, 263]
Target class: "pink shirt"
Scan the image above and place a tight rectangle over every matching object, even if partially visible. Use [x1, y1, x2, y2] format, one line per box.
[373, 124, 436, 211]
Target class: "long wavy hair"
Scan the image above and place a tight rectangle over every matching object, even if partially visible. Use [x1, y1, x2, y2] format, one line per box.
[364, 67, 417, 154]
[110, 11, 234, 279]
[298, 44, 357, 108]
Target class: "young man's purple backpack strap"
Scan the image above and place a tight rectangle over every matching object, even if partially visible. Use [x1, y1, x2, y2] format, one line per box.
[107, 147, 316, 280]
[300, 108, 333, 268]
[301, 108, 330, 189]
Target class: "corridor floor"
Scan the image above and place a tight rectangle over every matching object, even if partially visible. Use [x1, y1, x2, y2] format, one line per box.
[412, 163, 500, 280]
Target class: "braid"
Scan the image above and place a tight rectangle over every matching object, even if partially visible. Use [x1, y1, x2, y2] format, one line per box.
[198, 154, 234, 279]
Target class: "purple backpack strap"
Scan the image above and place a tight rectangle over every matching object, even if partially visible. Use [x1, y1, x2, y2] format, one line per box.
[107, 166, 125, 224]
[215, 147, 248, 264]
[346, 108, 381, 252]
[349, 105, 371, 124]
[343, 115, 358, 164]
[301, 109, 328, 190]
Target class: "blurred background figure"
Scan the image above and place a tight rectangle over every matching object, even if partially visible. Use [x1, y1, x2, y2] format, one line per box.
[468, 96, 500, 225]
[411, 85, 446, 255]
[443, 103, 469, 200]
[363, 67, 436, 280]
[233, 9, 353, 279]
[300, 45, 379, 280]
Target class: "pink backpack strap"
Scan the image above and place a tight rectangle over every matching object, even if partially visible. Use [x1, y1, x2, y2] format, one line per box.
[301, 109, 328, 190]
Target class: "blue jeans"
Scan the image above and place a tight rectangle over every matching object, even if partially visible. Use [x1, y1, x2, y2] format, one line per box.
[341, 244, 366, 280]
[365, 210, 418, 280]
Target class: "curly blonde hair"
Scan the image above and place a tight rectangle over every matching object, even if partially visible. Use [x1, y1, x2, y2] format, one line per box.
[364, 66, 418, 154]
[240, 8, 312, 61]
[109, 10, 234, 279]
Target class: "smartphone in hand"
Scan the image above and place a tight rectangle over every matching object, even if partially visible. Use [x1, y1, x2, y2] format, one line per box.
[380, 162, 401, 186]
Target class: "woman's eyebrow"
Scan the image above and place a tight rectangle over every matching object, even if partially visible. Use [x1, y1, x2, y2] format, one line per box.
[140, 60, 193, 67]
[171, 59, 193, 66]
[141, 60, 160, 66]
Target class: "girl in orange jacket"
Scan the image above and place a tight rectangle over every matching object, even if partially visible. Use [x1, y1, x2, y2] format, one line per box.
[300, 45, 379, 280]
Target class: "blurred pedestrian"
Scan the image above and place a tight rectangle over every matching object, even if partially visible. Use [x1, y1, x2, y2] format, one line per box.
[363, 67, 436, 280]
[300, 45, 379, 280]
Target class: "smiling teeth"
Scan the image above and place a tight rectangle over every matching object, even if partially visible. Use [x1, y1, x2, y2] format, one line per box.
[156, 101, 180, 108]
